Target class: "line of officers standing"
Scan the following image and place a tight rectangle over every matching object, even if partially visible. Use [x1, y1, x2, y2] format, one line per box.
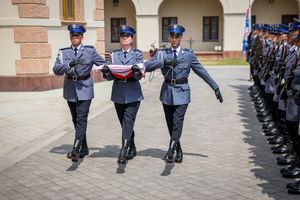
[53, 24, 223, 167]
[247, 19, 300, 194]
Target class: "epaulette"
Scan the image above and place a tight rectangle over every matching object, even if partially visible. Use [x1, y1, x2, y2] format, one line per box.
[84, 45, 95, 48]
[59, 47, 71, 51]
[133, 49, 142, 53]
[183, 48, 193, 53]
[112, 49, 121, 52]
[160, 48, 169, 51]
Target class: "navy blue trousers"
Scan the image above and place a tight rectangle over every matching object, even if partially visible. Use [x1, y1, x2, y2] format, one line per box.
[114, 101, 140, 145]
[163, 103, 188, 145]
[67, 100, 91, 148]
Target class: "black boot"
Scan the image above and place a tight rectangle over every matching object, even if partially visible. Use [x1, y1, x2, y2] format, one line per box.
[287, 180, 300, 194]
[174, 142, 183, 163]
[164, 140, 176, 163]
[127, 137, 137, 160]
[67, 139, 80, 162]
[118, 139, 129, 165]
[79, 137, 89, 159]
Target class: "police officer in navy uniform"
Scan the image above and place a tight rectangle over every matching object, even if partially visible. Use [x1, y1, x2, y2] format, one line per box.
[101, 25, 144, 165]
[53, 24, 105, 162]
[145, 24, 223, 163]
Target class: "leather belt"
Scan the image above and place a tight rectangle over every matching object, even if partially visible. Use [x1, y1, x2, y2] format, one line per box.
[165, 78, 188, 85]
[65, 74, 90, 81]
[115, 77, 136, 82]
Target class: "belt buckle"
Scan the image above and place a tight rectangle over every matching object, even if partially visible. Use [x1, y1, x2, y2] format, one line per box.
[122, 78, 127, 82]
[171, 79, 176, 85]
[72, 76, 78, 81]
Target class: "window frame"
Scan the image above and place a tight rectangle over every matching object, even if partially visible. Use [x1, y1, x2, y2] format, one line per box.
[203, 16, 219, 42]
[282, 15, 298, 26]
[62, 0, 75, 21]
[111, 18, 127, 43]
[161, 17, 178, 42]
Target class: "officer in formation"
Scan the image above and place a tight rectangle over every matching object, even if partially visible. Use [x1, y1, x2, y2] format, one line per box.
[101, 25, 144, 165]
[247, 19, 300, 194]
[53, 24, 105, 162]
[145, 24, 223, 163]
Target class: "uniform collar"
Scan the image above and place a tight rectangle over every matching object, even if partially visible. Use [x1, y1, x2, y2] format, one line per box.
[122, 47, 131, 53]
[171, 47, 181, 53]
[72, 44, 82, 50]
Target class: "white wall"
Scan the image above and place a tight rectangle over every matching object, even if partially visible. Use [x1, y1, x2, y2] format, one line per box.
[0, 28, 19, 75]
[252, 0, 298, 24]
[0, 0, 19, 18]
[159, 0, 224, 51]
[104, 0, 136, 51]
[47, 0, 60, 20]
[223, 14, 245, 51]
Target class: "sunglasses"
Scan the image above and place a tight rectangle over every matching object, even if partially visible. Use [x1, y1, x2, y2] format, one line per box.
[169, 34, 182, 39]
[70, 33, 82, 37]
[120, 34, 132, 38]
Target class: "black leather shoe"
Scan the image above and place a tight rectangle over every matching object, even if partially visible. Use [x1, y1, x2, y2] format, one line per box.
[67, 148, 79, 162]
[281, 165, 296, 174]
[127, 146, 137, 160]
[118, 147, 129, 165]
[272, 144, 290, 154]
[174, 149, 183, 163]
[264, 127, 279, 136]
[164, 148, 175, 163]
[277, 154, 296, 165]
[268, 136, 284, 145]
[288, 181, 300, 194]
[260, 116, 273, 123]
[287, 180, 300, 189]
[257, 110, 271, 118]
[282, 167, 300, 178]
[79, 147, 89, 159]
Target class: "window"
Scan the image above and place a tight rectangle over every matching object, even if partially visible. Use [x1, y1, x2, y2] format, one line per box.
[203, 16, 219, 42]
[63, 0, 75, 20]
[282, 15, 298, 26]
[111, 18, 126, 42]
[162, 17, 177, 42]
[251, 15, 256, 25]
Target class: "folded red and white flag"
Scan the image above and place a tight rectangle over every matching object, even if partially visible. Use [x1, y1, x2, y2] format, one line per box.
[96, 63, 145, 79]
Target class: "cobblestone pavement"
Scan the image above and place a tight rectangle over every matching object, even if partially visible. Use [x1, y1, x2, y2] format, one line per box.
[0, 66, 299, 200]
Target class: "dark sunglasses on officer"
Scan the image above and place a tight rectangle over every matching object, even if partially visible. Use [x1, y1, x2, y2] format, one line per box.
[120, 33, 132, 38]
[169, 33, 182, 39]
[70, 33, 83, 37]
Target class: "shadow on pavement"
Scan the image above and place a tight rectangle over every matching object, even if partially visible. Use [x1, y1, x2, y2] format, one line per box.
[50, 145, 208, 175]
[232, 84, 299, 200]
[161, 162, 175, 176]
[116, 164, 126, 174]
[66, 159, 83, 171]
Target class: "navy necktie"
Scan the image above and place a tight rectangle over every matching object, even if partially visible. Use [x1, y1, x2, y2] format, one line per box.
[173, 50, 177, 59]
[74, 48, 78, 57]
[124, 51, 128, 58]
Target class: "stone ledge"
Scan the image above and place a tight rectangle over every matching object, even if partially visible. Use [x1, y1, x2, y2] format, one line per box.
[12, 0, 46, 4]
[0, 71, 104, 91]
